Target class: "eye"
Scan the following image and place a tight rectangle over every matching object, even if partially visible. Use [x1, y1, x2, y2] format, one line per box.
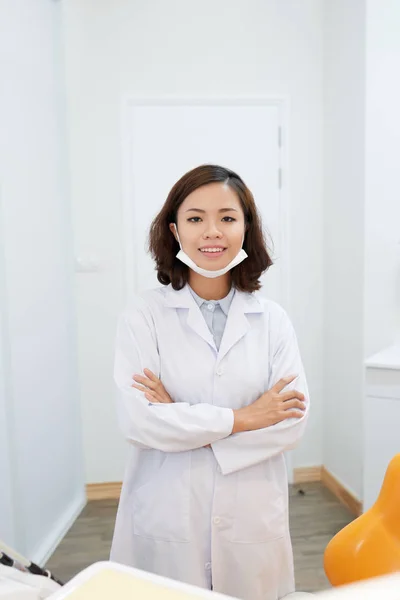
[187, 217, 202, 223]
[222, 216, 236, 222]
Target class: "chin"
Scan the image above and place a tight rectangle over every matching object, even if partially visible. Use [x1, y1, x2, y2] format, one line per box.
[198, 258, 230, 270]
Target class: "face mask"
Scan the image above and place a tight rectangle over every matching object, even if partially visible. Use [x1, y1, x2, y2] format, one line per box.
[172, 224, 248, 279]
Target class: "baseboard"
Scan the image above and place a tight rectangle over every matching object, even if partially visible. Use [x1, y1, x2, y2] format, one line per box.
[31, 490, 86, 566]
[85, 467, 363, 517]
[321, 466, 363, 517]
[88, 473, 323, 498]
[293, 465, 362, 516]
[293, 465, 322, 483]
[86, 481, 122, 501]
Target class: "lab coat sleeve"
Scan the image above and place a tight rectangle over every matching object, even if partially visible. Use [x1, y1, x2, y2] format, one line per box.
[114, 304, 234, 452]
[211, 309, 310, 475]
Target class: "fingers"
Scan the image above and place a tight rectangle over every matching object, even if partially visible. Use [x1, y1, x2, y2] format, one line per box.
[133, 374, 158, 391]
[143, 368, 159, 382]
[281, 399, 306, 411]
[147, 392, 172, 404]
[280, 389, 305, 402]
[132, 383, 148, 393]
[132, 383, 160, 401]
[282, 409, 305, 419]
[274, 406, 305, 423]
[132, 372, 173, 404]
[145, 391, 161, 403]
[271, 375, 298, 394]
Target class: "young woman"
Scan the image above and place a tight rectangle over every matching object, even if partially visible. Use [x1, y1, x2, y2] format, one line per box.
[111, 165, 309, 600]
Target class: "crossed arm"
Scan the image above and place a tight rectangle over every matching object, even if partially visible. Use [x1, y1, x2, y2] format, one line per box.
[114, 307, 310, 475]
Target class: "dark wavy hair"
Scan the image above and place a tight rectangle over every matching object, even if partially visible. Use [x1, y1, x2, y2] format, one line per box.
[148, 164, 273, 293]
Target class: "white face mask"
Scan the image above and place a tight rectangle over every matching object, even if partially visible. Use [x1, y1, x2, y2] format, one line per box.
[172, 224, 248, 279]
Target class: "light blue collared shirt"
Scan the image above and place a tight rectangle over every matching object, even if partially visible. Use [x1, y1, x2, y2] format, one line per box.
[189, 286, 235, 350]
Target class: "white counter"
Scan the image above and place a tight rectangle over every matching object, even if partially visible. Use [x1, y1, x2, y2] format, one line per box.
[364, 343, 400, 512]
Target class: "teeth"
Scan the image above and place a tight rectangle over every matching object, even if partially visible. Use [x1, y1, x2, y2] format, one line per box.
[201, 248, 224, 253]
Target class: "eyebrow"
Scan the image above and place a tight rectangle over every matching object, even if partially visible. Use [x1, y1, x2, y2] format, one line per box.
[185, 208, 238, 213]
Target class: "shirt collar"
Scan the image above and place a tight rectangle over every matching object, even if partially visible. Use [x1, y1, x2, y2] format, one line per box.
[188, 286, 235, 316]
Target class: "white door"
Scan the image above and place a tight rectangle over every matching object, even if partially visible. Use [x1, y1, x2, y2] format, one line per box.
[124, 100, 287, 302]
[123, 99, 292, 480]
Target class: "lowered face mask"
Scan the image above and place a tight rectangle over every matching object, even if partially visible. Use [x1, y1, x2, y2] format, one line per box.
[172, 223, 248, 279]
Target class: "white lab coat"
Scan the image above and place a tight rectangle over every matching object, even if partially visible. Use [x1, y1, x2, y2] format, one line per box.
[110, 284, 310, 600]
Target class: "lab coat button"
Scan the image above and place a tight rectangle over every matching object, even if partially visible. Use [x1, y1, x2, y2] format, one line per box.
[216, 368, 223, 376]
[213, 516, 221, 525]
[205, 562, 211, 570]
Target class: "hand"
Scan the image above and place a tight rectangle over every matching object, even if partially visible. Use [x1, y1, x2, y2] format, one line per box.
[132, 369, 174, 404]
[232, 375, 306, 433]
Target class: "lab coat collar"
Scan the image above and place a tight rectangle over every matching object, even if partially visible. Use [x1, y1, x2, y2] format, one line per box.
[188, 285, 235, 317]
[164, 284, 264, 313]
[217, 288, 264, 363]
[164, 285, 264, 358]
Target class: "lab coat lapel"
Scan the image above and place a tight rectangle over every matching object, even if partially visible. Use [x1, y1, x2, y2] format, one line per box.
[165, 285, 217, 351]
[186, 304, 217, 350]
[217, 291, 264, 364]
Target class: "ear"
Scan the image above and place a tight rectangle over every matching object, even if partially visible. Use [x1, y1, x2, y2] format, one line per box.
[169, 222, 178, 242]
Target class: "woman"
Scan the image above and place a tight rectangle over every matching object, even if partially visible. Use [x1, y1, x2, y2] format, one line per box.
[111, 165, 309, 600]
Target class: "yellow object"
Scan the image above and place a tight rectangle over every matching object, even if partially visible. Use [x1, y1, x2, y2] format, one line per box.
[50, 563, 218, 600]
[55, 568, 198, 600]
[324, 454, 400, 586]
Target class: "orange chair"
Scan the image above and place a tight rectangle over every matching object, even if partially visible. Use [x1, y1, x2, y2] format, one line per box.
[324, 454, 400, 586]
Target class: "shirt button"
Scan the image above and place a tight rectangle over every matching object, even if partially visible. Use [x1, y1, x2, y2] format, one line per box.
[216, 368, 223, 376]
[207, 303, 214, 311]
[213, 516, 221, 525]
[205, 562, 211, 570]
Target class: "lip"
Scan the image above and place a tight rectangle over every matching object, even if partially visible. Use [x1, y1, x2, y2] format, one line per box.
[198, 246, 227, 259]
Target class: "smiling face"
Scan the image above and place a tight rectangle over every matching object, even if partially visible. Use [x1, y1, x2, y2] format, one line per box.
[170, 182, 246, 272]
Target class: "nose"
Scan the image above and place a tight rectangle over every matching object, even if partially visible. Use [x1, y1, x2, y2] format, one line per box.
[202, 220, 223, 239]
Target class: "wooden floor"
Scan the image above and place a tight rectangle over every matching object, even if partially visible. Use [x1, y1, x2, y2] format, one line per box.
[46, 483, 353, 593]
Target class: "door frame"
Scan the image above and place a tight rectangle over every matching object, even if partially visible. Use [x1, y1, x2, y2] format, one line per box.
[120, 95, 293, 482]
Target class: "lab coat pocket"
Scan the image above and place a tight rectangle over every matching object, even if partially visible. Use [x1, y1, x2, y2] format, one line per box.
[232, 462, 286, 543]
[132, 451, 191, 543]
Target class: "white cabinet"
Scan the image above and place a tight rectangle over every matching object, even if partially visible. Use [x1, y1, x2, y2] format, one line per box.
[363, 344, 400, 511]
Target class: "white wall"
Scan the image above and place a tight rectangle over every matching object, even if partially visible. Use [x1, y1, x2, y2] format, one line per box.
[364, 0, 400, 356]
[0, 190, 16, 548]
[323, 0, 400, 502]
[0, 0, 84, 562]
[62, 0, 324, 483]
[323, 0, 366, 500]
